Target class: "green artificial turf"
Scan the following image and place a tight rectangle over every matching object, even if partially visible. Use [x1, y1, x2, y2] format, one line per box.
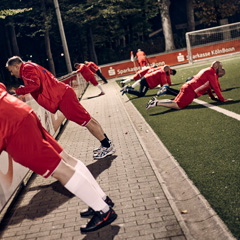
[118, 56, 240, 239]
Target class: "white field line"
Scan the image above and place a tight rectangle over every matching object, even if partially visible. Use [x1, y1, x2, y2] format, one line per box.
[193, 99, 240, 121]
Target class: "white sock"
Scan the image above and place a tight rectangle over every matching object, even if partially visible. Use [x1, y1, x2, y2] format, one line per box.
[132, 79, 141, 88]
[64, 170, 109, 212]
[74, 161, 106, 199]
[97, 83, 104, 93]
[122, 78, 131, 84]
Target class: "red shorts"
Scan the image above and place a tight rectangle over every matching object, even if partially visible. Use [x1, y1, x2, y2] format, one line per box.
[59, 87, 91, 126]
[139, 60, 147, 67]
[6, 112, 63, 178]
[174, 83, 196, 109]
[89, 76, 98, 86]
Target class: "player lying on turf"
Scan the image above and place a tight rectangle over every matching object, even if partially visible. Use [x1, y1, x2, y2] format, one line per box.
[6, 56, 115, 160]
[146, 61, 232, 110]
[0, 82, 117, 233]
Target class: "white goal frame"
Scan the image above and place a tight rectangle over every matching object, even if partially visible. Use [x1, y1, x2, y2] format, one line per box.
[186, 22, 240, 64]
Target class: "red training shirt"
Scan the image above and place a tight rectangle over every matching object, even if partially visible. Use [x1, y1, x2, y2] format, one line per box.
[144, 69, 168, 89]
[77, 64, 96, 83]
[0, 83, 33, 154]
[15, 62, 68, 113]
[86, 62, 99, 74]
[187, 66, 225, 101]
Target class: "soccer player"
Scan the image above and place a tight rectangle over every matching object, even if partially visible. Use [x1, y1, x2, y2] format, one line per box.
[6, 56, 114, 159]
[146, 61, 232, 110]
[135, 49, 147, 67]
[74, 62, 105, 96]
[120, 65, 171, 98]
[84, 61, 108, 84]
[120, 66, 176, 87]
[0, 82, 117, 233]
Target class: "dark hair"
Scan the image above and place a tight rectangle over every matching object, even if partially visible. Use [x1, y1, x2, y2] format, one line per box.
[171, 69, 177, 75]
[74, 62, 80, 68]
[6, 56, 23, 68]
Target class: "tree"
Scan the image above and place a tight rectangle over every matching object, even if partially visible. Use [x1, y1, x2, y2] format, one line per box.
[41, 0, 56, 76]
[0, 8, 32, 56]
[193, 0, 240, 25]
[64, 0, 159, 63]
[186, 0, 195, 31]
[158, 0, 176, 51]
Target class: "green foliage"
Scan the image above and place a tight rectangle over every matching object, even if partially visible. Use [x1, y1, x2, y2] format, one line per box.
[193, 0, 240, 25]
[0, 8, 32, 19]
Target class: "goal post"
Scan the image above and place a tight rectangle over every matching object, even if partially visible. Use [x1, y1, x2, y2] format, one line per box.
[186, 22, 240, 64]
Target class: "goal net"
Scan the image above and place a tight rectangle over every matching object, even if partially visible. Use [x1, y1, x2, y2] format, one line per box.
[186, 22, 240, 63]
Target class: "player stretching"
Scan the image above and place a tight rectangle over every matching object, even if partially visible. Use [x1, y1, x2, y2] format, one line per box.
[6, 56, 115, 160]
[74, 62, 105, 96]
[0, 82, 117, 233]
[146, 61, 232, 110]
[120, 65, 171, 98]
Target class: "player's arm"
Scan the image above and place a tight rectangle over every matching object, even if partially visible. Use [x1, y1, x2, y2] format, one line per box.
[0, 82, 6, 90]
[207, 89, 217, 100]
[209, 75, 225, 102]
[161, 72, 168, 86]
[15, 67, 41, 95]
[166, 75, 172, 86]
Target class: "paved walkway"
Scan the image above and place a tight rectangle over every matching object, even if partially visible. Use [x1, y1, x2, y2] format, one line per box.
[0, 79, 236, 240]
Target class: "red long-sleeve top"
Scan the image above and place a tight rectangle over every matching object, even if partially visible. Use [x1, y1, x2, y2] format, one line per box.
[132, 67, 153, 81]
[187, 67, 225, 101]
[15, 62, 68, 113]
[144, 69, 167, 89]
[86, 62, 99, 74]
[0, 83, 33, 154]
[76, 64, 96, 82]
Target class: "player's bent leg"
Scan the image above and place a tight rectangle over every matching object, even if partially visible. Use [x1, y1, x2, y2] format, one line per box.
[157, 99, 181, 109]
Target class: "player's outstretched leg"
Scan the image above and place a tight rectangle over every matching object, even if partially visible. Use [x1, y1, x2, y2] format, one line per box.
[52, 161, 118, 233]
[146, 97, 158, 110]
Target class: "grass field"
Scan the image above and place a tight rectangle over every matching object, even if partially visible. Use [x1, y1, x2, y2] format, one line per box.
[118, 56, 240, 239]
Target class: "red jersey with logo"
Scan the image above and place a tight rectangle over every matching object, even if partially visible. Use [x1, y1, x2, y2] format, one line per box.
[15, 62, 68, 113]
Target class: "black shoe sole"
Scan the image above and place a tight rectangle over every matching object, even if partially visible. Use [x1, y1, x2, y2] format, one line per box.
[80, 199, 115, 218]
[80, 209, 95, 218]
[80, 213, 117, 233]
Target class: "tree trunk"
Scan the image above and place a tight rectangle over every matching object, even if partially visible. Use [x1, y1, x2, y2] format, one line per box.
[158, 0, 175, 51]
[8, 22, 20, 56]
[186, 0, 195, 32]
[87, 26, 98, 64]
[41, 0, 56, 76]
[4, 22, 13, 57]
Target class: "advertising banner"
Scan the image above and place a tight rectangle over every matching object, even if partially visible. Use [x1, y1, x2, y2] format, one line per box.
[100, 39, 240, 79]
